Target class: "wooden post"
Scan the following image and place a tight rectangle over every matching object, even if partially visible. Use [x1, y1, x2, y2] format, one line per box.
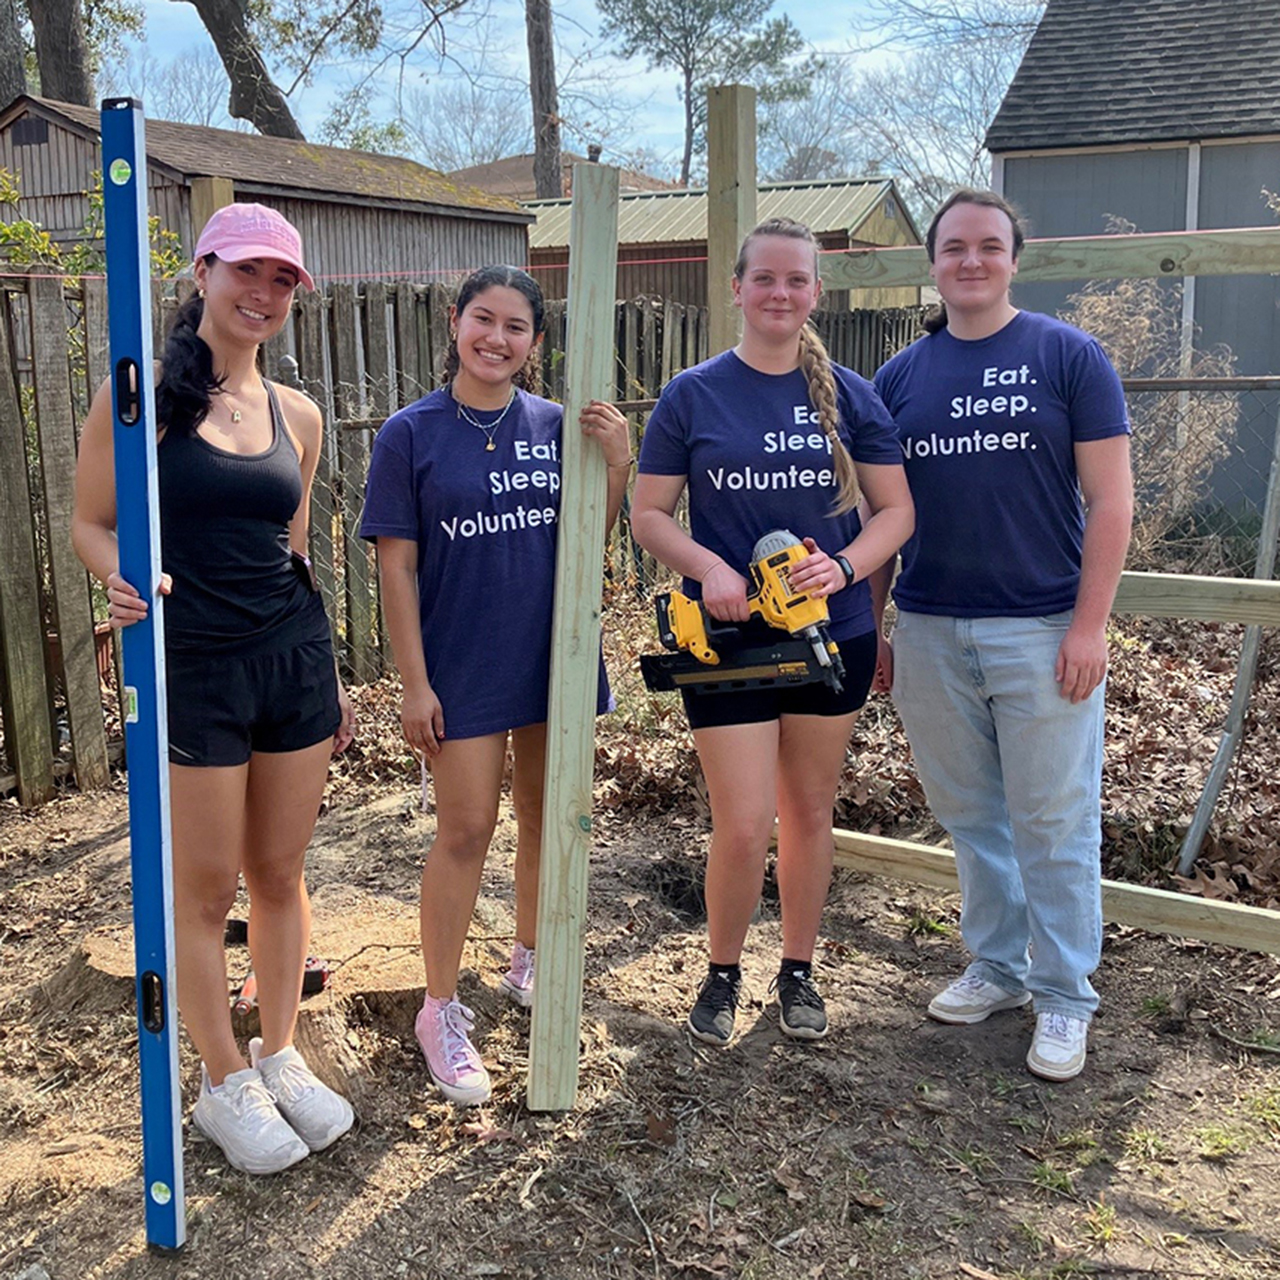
[0, 293, 54, 805]
[527, 162, 620, 1112]
[706, 85, 756, 356]
[29, 276, 110, 789]
[189, 177, 235, 246]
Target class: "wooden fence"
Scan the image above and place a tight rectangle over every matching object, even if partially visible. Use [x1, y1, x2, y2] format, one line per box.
[0, 275, 923, 805]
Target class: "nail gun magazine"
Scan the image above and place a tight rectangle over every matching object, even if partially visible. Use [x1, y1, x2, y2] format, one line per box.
[640, 530, 846, 695]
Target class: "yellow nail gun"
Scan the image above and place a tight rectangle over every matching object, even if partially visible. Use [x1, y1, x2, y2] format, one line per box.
[640, 529, 846, 695]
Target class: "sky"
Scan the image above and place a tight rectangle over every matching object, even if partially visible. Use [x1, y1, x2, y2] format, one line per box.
[129, 0, 874, 173]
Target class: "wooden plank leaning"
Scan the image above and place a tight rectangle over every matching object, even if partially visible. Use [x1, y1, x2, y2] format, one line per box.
[528, 162, 621, 1111]
[0, 289, 54, 805]
[29, 275, 109, 789]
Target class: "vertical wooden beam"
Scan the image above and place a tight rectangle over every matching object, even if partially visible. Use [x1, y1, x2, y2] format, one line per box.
[330, 284, 376, 682]
[528, 162, 620, 1112]
[0, 292, 54, 805]
[188, 176, 234, 246]
[30, 276, 109, 790]
[706, 84, 757, 357]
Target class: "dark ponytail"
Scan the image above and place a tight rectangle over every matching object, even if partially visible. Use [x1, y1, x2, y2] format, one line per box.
[156, 262, 223, 436]
[923, 188, 1027, 336]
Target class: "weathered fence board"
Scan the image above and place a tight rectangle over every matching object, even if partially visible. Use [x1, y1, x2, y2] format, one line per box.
[0, 294, 54, 804]
[293, 290, 337, 621]
[29, 277, 109, 789]
[330, 284, 378, 683]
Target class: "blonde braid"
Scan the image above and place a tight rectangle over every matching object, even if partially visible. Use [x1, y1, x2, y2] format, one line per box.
[798, 324, 860, 515]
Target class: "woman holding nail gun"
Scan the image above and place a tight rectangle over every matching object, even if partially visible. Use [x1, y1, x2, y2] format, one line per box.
[632, 218, 913, 1047]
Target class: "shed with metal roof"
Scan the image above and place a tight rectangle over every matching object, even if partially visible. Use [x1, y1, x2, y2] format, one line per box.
[526, 177, 921, 309]
[0, 95, 533, 283]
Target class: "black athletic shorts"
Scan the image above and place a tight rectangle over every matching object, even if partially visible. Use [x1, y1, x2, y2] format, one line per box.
[680, 628, 878, 730]
[166, 637, 341, 767]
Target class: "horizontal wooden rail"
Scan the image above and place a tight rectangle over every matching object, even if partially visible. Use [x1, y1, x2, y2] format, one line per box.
[828, 828, 1280, 956]
[1113, 571, 1280, 625]
[821, 226, 1280, 292]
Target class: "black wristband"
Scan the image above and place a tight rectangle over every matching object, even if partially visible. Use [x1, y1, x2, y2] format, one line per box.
[834, 554, 856, 589]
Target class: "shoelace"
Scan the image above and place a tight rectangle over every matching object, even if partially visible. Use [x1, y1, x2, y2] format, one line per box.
[698, 971, 740, 1014]
[439, 1000, 481, 1071]
[224, 1076, 284, 1129]
[508, 947, 535, 988]
[952, 974, 990, 995]
[1039, 1012, 1076, 1043]
[773, 969, 823, 1009]
[268, 1054, 321, 1104]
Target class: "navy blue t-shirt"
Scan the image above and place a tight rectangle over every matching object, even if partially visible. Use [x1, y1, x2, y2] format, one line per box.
[639, 350, 903, 641]
[360, 387, 612, 740]
[874, 311, 1130, 617]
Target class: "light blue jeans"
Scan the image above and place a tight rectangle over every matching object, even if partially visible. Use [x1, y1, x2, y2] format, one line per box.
[891, 610, 1104, 1020]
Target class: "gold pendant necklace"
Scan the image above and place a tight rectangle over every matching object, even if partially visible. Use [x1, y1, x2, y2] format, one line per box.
[453, 385, 517, 450]
[231, 408, 242, 424]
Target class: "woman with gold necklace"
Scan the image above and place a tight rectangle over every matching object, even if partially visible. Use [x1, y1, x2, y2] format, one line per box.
[361, 265, 630, 1105]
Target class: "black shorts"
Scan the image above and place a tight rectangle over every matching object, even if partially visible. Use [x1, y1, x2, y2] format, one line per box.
[680, 629, 878, 730]
[166, 638, 341, 767]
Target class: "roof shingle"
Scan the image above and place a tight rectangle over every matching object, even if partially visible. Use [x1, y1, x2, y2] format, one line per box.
[7, 96, 528, 219]
[985, 0, 1280, 152]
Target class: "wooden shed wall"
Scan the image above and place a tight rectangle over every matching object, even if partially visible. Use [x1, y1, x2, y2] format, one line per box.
[0, 116, 527, 281]
[258, 195, 527, 286]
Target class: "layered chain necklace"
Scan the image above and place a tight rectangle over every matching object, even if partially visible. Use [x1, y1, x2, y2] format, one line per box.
[452, 384, 517, 451]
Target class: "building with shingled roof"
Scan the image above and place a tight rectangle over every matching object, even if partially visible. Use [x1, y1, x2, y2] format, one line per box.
[0, 95, 533, 283]
[987, 0, 1280, 500]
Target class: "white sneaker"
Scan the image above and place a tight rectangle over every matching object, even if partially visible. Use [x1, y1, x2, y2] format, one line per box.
[249, 1038, 355, 1152]
[927, 973, 1032, 1024]
[498, 942, 535, 1009]
[1026, 1011, 1089, 1081]
[192, 1064, 309, 1174]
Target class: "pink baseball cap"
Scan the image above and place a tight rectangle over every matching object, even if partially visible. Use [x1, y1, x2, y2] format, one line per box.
[193, 202, 315, 290]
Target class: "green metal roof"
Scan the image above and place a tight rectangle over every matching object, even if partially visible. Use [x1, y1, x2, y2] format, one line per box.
[527, 178, 913, 249]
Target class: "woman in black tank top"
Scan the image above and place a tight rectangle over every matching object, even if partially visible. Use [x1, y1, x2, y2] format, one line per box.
[72, 204, 356, 1174]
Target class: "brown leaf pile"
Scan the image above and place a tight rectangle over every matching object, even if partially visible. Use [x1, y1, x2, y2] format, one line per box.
[325, 600, 1280, 909]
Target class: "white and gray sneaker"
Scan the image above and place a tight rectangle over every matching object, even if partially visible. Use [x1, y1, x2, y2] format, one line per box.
[927, 973, 1032, 1025]
[249, 1038, 355, 1152]
[192, 1063, 309, 1174]
[1026, 1011, 1089, 1081]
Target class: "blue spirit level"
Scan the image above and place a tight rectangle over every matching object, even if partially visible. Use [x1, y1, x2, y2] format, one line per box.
[100, 97, 185, 1253]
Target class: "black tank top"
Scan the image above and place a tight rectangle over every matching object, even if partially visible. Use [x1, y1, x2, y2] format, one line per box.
[158, 382, 328, 655]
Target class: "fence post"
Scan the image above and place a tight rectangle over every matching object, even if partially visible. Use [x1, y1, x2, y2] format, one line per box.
[29, 275, 110, 790]
[527, 162, 621, 1111]
[0, 290, 54, 804]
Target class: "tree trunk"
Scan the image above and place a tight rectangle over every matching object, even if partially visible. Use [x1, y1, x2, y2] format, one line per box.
[680, 68, 695, 188]
[30, 0, 93, 104]
[0, 0, 26, 108]
[181, 0, 305, 139]
[525, 0, 561, 199]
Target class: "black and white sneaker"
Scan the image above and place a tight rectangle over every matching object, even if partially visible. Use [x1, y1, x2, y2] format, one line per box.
[773, 965, 828, 1040]
[687, 967, 741, 1046]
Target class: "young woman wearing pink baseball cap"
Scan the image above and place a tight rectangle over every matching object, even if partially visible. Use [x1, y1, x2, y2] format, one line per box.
[73, 203, 355, 1173]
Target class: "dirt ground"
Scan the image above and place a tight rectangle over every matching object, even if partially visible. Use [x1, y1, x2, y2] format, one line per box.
[2, 755, 1279, 1280]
